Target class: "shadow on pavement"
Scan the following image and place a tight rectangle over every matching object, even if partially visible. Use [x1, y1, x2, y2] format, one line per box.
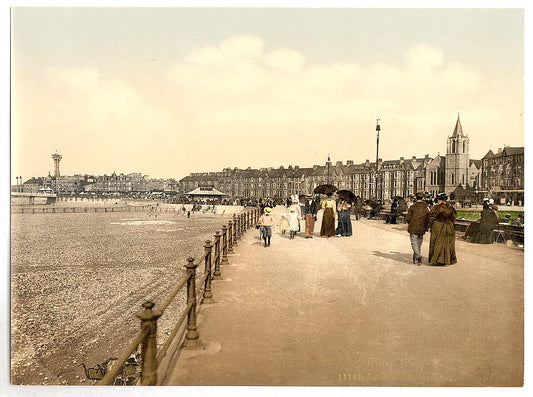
[372, 250, 413, 264]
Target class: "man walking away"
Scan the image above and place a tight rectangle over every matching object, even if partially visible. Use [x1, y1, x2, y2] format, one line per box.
[303, 195, 318, 238]
[405, 192, 430, 265]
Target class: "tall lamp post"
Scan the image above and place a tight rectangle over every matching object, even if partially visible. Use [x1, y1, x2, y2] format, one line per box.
[375, 119, 381, 200]
[327, 154, 331, 184]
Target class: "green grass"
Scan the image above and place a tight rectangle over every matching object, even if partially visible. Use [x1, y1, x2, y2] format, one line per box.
[456, 210, 524, 222]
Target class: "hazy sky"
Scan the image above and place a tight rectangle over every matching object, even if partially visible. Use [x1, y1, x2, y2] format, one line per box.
[11, 6, 525, 182]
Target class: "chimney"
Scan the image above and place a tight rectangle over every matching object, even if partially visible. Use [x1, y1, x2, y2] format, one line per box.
[497, 148, 502, 153]
[279, 165, 284, 169]
[294, 165, 299, 170]
[425, 154, 429, 159]
[365, 159, 370, 167]
[412, 156, 417, 161]
[336, 161, 343, 167]
[399, 157, 404, 164]
[346, 160, 354, 165]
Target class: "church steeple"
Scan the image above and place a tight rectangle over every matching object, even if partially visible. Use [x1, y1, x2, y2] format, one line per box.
[445, 114, 470, 195]
[452, 113, 465, 137]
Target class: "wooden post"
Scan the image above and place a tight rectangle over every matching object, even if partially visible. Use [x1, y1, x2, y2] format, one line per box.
[183, 257, 201, 348]
[136, 301, 161, 385]
[203, 241, 214, 304]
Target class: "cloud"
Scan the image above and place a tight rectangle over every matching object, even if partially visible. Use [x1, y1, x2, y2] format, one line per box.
[13, 35, 523, 180]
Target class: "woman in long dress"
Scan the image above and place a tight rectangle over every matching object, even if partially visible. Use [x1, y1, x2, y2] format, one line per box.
[428, 193, 457, 265]
[336, 199, 352, 236]
[320, 193, 337, 237]
[470, 201, 499, 244]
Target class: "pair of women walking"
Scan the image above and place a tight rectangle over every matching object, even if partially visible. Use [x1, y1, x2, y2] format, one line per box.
[320, 192, 353, 237]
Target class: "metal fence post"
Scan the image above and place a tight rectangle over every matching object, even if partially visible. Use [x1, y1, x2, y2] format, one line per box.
[233, 214, 239, 245]
[213, 232, 222, 280]
[136, 301, 161, 385]
[221, 225, 229, 266]
[184, 257, 201, 348]
[227, 221, 234, 253]
[203, 241, 214, 304]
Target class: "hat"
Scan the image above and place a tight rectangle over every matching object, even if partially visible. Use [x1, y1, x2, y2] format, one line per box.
[437, 193, 448, 201]
[488, 199, 494, 205]
[264, 207, 272, 214]
[305, 194, 313, 199]
[415, 192, 424, 199]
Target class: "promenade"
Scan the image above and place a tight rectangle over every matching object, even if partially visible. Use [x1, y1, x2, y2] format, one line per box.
[164, 206, 524, 387]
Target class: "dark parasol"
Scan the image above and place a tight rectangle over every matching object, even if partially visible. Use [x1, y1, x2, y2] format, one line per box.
[313, 184, 337, 195]
[336, 189, 357, 204]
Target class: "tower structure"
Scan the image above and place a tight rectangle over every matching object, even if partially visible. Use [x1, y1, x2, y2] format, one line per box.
[445, 114, 470, 195]
[52, 151, 62, 178]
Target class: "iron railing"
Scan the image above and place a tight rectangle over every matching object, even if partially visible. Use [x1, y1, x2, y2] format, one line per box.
[98, 207, 260, 385]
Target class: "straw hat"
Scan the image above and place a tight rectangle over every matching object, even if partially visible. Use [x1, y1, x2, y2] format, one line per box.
[264, 207, 272, 214]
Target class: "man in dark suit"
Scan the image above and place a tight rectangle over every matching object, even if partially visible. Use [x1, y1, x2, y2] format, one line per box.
[303, 194, 318, 238]
[405, 192, 430, 265]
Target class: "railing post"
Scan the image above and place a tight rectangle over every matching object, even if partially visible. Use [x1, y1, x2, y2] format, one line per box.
[221, 225, 229, 266]
[227, 220, 234, 253]
[240, 214, 245, 235]
[203, 240, 214, 303]
[213, 232, 222, 280]
[136, 301, 161, 385]
[233, 214, 239, 245]
[184, 257, 201, 348]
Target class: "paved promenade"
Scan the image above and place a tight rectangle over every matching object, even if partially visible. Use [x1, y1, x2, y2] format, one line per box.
[165, 206, 524, 387]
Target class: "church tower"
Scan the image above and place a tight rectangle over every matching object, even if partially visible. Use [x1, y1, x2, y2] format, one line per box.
[445, 114, 470, 195]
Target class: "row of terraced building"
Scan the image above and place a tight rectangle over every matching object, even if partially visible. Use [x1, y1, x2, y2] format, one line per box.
[180, 116, 524, 204]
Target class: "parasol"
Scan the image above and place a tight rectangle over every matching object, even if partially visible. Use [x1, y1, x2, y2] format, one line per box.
[313, 184, 337, 195]
[336, 189, 357, 204]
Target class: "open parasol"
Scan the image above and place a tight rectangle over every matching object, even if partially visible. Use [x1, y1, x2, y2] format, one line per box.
[313, 184, 337, 195]
[336, 189, 357, 204]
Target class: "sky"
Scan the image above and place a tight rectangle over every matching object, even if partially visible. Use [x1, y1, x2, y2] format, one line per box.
[9, 4, 526, 183]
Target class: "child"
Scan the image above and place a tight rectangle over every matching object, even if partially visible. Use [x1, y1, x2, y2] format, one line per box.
[278, 213, 289, 235]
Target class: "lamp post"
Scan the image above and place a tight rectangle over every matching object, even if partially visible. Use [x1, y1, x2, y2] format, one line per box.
[19, 176, 22, 193]
[327, 154, 331, 184]
[375, 119, 381, 200]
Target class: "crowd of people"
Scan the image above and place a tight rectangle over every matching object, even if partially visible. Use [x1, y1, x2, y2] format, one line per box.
[256, 191, 522, 268]
[257, 193, 356, 248]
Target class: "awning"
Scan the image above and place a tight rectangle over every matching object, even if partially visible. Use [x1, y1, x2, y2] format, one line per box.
[185, 186, 227, 196]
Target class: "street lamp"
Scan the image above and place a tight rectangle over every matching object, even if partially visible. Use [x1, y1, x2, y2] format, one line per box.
[327, 154, 331, 184]
[375, 119, 381, 200]
[19, 176, 22, 192]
